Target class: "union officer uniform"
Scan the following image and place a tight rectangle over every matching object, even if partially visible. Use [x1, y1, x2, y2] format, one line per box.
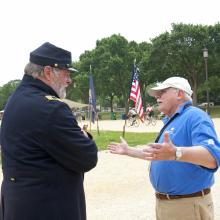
[0, 42, 98, 220]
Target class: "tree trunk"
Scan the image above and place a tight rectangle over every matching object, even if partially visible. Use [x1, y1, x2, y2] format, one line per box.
[110, 95, 114, 112]
[192, 82, 198, 105]
[142, 83, 147, 111]
[190, 71, 198, 106]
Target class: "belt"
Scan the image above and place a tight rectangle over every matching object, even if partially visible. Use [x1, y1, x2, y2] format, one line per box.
[155, 188, 210, 200]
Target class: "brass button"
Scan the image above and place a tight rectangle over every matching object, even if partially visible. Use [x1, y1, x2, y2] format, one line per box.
[10, 177, 16, 181]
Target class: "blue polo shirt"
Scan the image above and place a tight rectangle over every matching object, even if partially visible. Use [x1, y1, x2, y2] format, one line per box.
[150, 101, 220, 195]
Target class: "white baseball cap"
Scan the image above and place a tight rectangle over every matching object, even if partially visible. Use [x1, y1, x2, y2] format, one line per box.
[148, 77, 193, 96]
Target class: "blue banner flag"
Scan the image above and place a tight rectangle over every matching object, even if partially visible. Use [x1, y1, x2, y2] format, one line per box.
[89, 68, 96, 123]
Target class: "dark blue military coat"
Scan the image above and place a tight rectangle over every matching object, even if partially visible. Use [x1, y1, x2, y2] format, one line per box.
[0, 75, 98, 220]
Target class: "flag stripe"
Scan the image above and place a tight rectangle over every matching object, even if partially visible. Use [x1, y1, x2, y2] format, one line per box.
[129, 65, 144, 122]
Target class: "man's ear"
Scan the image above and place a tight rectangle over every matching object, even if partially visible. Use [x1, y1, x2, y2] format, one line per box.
[177, 90, 184, 100]
[43, 66, 52, 81]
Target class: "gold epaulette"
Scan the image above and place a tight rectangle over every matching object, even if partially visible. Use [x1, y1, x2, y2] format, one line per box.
[45, 95, 63, 102]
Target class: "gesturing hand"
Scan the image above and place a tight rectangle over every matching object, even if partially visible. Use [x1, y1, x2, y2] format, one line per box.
[143, 132, 176, 161]
[108, 136, 129, 155]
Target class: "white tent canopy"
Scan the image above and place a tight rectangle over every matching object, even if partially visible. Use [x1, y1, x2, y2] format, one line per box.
[62, 99, 89, 109]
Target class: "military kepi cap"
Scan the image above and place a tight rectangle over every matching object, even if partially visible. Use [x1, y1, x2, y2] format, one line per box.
[30, 42, 78, 72]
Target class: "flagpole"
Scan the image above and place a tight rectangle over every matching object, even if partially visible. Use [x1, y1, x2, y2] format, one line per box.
[89, 65, 92, 132]
[96, 112, 100, 135]
[123, 60, 144, 136]
[89, 104, 92, 132]
[88, 65, 91, 132]
[89, 65, 97, 133]
[122, 98, 130, 138]
[131, 59, 144, 122]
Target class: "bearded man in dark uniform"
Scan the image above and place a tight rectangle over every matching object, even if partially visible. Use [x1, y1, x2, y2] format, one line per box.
[0, 42, 98, 220]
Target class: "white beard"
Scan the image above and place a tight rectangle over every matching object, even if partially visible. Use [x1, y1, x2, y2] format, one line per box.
[51, 82, 66, 99]
[58, 86, 66, 99]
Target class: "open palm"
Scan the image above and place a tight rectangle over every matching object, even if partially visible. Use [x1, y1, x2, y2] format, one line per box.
[108, 140, 128, 155]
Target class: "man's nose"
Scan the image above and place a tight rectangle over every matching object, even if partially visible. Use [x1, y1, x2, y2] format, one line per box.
[67, 77, 72, 85]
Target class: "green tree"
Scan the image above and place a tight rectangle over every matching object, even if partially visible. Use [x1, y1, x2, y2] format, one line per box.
[0, 80, 20, 110]
[148, 23, 211, 105]
[76, 34, 133, 111]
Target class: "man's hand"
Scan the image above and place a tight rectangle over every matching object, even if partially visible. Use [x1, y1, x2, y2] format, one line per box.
[81, 130, 87, 136]
[143, 132, 176, 161]
[108, 136, 129, 155]
[82, 130, 93, 139]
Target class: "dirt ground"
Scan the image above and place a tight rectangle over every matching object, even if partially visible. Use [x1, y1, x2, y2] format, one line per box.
[82, 119, 220, 220]
[85, 152, 220, 220]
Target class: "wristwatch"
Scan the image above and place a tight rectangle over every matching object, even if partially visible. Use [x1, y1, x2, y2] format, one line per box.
[175, 147, 182, 160]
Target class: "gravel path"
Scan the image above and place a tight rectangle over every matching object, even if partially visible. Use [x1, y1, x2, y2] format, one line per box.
[85, 152, 220, 220]
[85, 152, 155, 220]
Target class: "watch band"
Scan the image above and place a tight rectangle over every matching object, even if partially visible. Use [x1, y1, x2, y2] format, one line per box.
[175, 147, 182, 160]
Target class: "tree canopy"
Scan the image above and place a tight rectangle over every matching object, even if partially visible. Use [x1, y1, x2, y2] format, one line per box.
[1, 23, 220, 111]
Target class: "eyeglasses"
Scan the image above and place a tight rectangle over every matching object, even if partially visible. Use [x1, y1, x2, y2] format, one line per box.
[155, 88, 171, 97]
[51, 67, 71, 74]
[155, 87, 180, 97]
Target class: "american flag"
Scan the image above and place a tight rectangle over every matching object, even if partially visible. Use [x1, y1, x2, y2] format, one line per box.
[129, 64, 144, 122]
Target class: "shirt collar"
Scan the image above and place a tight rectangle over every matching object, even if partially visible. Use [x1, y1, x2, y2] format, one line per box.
[162, 100, 192, 124]
[176, 100, 192, 114]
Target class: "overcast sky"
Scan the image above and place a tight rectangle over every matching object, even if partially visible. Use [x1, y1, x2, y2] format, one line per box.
[0, 0, 219, 86]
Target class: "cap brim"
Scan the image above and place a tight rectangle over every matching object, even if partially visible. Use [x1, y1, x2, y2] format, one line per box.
[68, 67, 78, 73]
[148, 84, 170, 96]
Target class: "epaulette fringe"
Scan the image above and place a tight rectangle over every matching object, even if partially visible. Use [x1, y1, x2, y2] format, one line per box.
[45, 95, 63, 102]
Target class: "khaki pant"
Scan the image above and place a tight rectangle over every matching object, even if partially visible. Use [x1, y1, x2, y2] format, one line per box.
[156, 193, 214, 220]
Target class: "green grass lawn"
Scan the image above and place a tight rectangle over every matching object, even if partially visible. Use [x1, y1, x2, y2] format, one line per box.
[91, 131, 158, 151]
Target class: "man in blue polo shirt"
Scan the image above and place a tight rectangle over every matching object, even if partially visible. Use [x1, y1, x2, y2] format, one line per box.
[108, 76, 220, 220]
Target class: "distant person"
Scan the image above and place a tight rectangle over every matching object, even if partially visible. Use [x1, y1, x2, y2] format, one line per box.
[109, 77, 220, 220]
[0, 42, 98, 220]
[111, 111, 116, 120]
[128, 107, 137, 119]
[82, 113, 86, 120]
[145, 104, 154, 118]
[128, 107, 137, 125]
